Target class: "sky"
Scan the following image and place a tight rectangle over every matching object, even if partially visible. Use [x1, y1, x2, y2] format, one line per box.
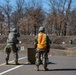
[0, 0, 76, 11]
[0, 0, 16, 6]
[0, 0, 15, 4]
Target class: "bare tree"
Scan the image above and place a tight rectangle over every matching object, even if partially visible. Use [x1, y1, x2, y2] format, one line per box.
[45, 0, 72, 35]
[0, 0, 12, 30]
[0, 11, 4, 35]
[70, 8, 76, 35]
[11, 0, 26, 27]
[17, 0, 44, 35]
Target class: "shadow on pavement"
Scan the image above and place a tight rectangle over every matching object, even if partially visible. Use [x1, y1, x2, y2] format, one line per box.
[48, 62, 56, 64]
[46, 68, 76, 71]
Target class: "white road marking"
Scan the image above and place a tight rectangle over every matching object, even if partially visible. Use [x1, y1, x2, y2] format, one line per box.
[0, 56, 27, 66]
[0, 55, 51, 75]
[0, 65, 23, 75]
[0, 56, 27, 75]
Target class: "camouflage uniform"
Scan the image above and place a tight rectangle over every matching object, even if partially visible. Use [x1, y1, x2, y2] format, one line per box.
[34, 26, 50, 71]
[5, 28, 20, 65]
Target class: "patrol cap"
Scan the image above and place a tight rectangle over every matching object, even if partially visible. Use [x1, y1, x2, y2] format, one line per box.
[39, 26, 45, 32]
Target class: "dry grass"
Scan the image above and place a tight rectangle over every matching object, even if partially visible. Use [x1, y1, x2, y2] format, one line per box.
[0, 35, 76, 56]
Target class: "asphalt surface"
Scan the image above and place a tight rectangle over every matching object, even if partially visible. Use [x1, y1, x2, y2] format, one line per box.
[0, 52, 76, 75]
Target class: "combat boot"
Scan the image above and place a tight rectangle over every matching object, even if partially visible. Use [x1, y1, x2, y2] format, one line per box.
[15, 60, 19, 65]
[43, 65, 49, 71]
[15, 62, 19, 65]
[5, 58, 8, 65]
[43, 67, 49, 71]
[6, 61, 8, 65]
[34, 65, 39, 71]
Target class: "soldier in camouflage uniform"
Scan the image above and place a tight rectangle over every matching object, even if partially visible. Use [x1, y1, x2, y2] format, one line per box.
[34, 26, 50, 71]
[5, 28, 20, 65]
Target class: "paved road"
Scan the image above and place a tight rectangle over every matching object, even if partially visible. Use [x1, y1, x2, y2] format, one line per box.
[0, 52, 76, 75]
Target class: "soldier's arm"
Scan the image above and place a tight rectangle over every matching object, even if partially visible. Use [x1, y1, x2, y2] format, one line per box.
[46, 35, 51, 53]
[15, 32, 20, 37]
[34, 35, 38, 49]
[17, 32, 20, 37]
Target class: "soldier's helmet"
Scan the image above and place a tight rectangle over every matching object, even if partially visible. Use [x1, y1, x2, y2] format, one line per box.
[10, 28, 17, 32]
[39, 26, 45, 32]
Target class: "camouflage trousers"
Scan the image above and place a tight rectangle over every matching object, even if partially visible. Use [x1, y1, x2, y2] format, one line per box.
[35, 51, 48, 67]
[5, 45, 18, 64]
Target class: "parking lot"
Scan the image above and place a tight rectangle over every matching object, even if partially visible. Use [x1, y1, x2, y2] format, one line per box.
[0, 52, 76, 75]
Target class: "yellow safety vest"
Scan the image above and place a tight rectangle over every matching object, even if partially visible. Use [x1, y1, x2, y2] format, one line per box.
[37, 33, 47, 48]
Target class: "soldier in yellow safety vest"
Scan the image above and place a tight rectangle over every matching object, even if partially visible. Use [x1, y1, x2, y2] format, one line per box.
[34, 26, 51, 71]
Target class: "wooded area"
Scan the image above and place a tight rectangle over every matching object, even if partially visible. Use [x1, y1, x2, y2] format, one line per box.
[0, 0, 76, 35]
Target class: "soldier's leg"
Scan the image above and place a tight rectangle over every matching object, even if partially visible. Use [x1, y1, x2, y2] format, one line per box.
[42, 52, 48, 71]
[5, 48, 11, 65]
[12, 46, 19, 65]
[13, 50, 19, 64]
[5, 53, 9, 65]
[46, 53, 49, 64]
[35, 51, 41, 71]
[14, 52, 18, 64]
